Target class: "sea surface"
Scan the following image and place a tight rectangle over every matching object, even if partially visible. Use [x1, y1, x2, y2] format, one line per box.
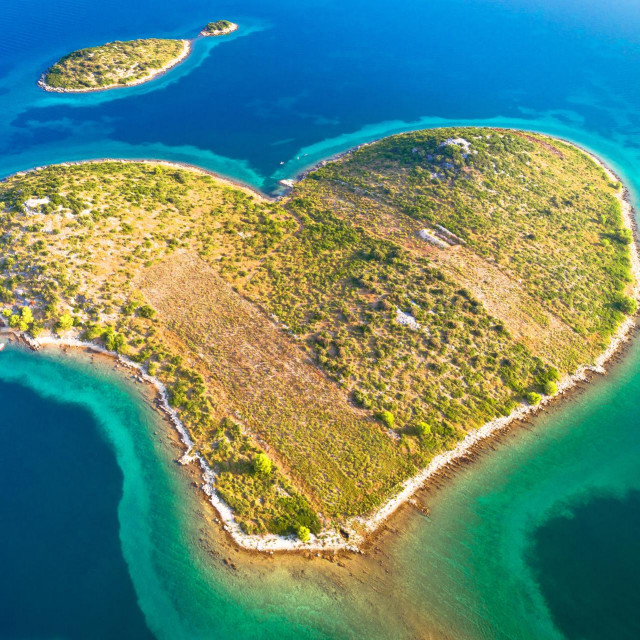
[1, 0, 640, 638]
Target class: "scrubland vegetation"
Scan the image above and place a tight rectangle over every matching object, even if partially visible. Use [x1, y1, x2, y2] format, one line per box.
[297, 129, 633, 370]
[0, 128, 634, 538]
[42, 38, 187, 90]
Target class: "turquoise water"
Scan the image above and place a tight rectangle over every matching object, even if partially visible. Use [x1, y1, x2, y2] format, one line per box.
[531, 492, 640, 640]
[0, 373, 153, 639]
[2, 0, 640, 638]
[0, 346, 416, 640]
[2, 1, 640, 193]
[395, 336, 640, 639]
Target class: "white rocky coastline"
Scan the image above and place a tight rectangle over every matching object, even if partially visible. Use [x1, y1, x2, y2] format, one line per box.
[0, 329, 354, 552]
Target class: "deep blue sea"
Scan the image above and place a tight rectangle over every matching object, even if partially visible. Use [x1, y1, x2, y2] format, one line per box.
[1, 1, 640, 638]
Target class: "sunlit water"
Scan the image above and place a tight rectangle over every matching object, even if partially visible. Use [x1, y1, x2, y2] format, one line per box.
[395, 336, 640, 639]
[1, 0, 640, 638]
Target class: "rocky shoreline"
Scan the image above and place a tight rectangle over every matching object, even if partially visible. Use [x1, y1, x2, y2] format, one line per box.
[0, 328, 354, 552]
[350, 140, 640, 540]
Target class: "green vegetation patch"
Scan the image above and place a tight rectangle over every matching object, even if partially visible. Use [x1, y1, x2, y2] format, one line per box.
[297, 128, 632, 367]
[201, 20, 236, 35]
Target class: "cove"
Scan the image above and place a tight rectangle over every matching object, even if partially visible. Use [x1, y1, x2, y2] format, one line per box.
[2, 1, 640, 193]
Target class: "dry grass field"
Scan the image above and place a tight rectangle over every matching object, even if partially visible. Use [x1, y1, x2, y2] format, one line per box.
[139, 252, 410, 520]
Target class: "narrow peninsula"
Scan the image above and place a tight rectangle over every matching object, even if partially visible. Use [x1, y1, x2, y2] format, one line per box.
[39, 20, 238, 93]
[1, 128, 637, 550]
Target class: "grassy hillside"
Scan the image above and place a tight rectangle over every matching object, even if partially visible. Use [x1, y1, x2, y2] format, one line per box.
[0, 128, 635, 538]
[42, 38, 187, 90]
[293, 129, 633, 370]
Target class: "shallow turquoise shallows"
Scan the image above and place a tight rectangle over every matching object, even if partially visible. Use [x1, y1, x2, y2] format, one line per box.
[1, 0, 640, 638]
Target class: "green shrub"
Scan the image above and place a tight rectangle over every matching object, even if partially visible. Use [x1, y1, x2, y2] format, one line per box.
[268, 493, 321, 535]
[612, 228, 633, 245]
[84, 323, 105, 340]
[614, 294, 637, 314]
[0, 286, 13, 303]
[253, 453, 272, 475]
[352, 388, 372, 409]
[296, 525, 310, 542]
[137, 304, 156, 319]
[526, 391, 542, 405]
[544, 367, 560, 382]
[376, 411, 395, 428]
[103, 326, 117, 351]
[543, 381, 558, 395]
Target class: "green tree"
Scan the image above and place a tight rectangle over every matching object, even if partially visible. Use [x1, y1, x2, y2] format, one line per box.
[543, 381, 558, 396]
[56, 312, 74, 333]
[30, 322, 44, 338]
[253, 452, 272, 475]
[18, 306, 34, 331]
[415, 421, 432, 438]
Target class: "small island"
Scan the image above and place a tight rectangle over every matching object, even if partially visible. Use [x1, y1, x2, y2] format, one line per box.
[39, 38, 190, 92]
[200, 20, 238, 37]
[38, 20, 238, 93]
[1, 129, 637, 550]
